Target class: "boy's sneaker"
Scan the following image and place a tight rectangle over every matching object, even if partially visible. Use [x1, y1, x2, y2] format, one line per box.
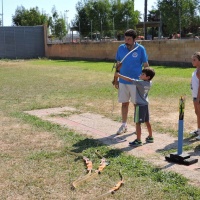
[196, 135, 200, 140]
[117, 125, 127, 135]
[129, 139, 142, 147]
[189, 130, 199, 136]
[145, 136, 154, 143]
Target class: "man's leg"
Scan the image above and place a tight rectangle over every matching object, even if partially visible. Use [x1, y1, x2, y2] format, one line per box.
[122, 102, 129, 125]
[117, 83, 130, 135]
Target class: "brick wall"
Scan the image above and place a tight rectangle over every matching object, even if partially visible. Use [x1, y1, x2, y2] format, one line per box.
[45, 36, 200, 66]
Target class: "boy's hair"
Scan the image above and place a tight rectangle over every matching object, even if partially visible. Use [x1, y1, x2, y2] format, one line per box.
[124, 29, 137, 40]
[142, 67, 155, 80]
[193, 52, 200, 61]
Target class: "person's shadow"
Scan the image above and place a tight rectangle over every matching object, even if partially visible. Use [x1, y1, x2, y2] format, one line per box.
[68, 131, 135, 161]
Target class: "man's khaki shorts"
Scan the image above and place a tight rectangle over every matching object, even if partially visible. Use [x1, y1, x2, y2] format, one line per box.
[118, 83, 136, 104]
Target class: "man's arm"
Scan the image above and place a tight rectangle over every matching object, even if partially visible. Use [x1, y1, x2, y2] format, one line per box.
[143, 62, 149, 68]
[116, 61, 122, 71]
[112, 61, 122, 89]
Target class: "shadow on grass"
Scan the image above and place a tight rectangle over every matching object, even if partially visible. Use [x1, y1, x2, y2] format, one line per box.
[49, 59, 114, 64]
[71, 135, 128, 159]
[156, 134, 200, 158]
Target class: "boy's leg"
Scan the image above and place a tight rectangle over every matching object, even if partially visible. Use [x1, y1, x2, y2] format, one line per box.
[145, 121, 152, 138]
[144, 106, 154, 143]
[136, 122, 142, 141]
[129, 105, 143, 146]
[134, 105, 143, 141]
[129, 124, 142, 146]
[145, 121, 154, 143]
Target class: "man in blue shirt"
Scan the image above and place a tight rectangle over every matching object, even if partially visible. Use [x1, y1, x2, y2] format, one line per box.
[114, 29, 149, 135]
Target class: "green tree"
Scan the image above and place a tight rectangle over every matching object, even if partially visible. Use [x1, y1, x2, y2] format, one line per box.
[157, 0, 200, 36]
[72, 1, 94, 38]
[49, 6, 67, 40]
[147, 9, 161, 39]
[110, 0, 139, 39]
[85, 0, 111, 39]
[12, 5, 67, 40]
[12, 6, 48, 26]
[54, 18, 67, 40]
[71, 0, 139, 40]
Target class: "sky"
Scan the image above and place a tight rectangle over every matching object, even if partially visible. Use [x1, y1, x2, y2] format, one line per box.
[1, 0, 157, 26]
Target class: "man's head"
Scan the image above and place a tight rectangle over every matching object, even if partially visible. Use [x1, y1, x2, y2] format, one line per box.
[125, 29, 137, 40]
[140, 67, 155, 81]
[124, 29, 137, 50]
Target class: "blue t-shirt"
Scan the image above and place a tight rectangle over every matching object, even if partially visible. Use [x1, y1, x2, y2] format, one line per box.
[115, 43, 148, 84]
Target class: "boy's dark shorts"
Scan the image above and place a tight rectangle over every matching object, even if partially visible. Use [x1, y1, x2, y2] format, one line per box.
[134, 105, 149, 123]
[193, 97, 197, 102]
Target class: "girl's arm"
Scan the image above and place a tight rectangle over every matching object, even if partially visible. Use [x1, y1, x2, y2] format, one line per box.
[196, 69, 200, 104]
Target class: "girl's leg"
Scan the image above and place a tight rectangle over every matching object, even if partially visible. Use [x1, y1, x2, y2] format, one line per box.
[193, 101, 200, 130]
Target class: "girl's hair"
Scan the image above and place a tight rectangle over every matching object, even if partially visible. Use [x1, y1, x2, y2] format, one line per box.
[142, 67, 155, 80]
[192, 52, 200, 61]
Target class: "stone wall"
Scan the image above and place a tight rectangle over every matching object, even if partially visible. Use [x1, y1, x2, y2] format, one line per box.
[45, 32, 200, 67]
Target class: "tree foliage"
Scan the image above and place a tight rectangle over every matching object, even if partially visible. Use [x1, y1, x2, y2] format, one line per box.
[147, 9, 161, 39]
[12, 6, 49, 26]
[12, 6, 67, 40]
[156, 0, 200, 37]
[71, 0, 139, 39]
[48, 6, 67, 40]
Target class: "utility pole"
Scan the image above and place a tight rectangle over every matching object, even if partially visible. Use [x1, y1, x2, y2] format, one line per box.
[144, 0, 147, 40]
[0, 0, 3, 26]
[113, 17, 115, 39]
[179, 0, 181, 39]
[65, 10, 69, 31]
[159, 11, 162, 39]
[79, 19, 81, 42]
[91, 20, 92, 40]
[101, 18, 102, 40]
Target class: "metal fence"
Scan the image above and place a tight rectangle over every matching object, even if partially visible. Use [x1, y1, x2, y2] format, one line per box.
[0, 26, 45, 59]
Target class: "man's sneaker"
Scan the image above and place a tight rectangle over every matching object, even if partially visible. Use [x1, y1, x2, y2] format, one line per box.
[117, 125, 127, 135]
[196, 135, 200, 140]
[145, 136, 154, 143]
[189, 130, 199, 136]
[129, 139, 142, 147]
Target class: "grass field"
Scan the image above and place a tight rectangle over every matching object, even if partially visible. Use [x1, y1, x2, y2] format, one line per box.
[1, 59, 200, 199]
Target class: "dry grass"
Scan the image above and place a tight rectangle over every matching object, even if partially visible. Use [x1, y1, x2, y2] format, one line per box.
[0, 60, 199, 199]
